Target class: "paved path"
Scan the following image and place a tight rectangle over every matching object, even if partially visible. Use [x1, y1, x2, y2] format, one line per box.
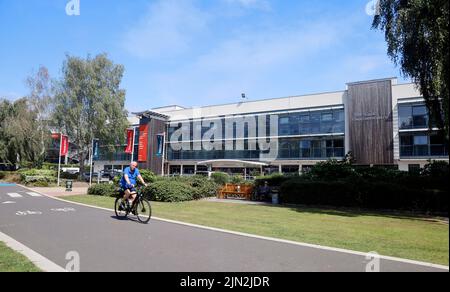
[0, 184, 447, 272]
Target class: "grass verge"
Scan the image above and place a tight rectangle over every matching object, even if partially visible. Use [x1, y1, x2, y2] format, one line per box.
[0, 242, 41, 272]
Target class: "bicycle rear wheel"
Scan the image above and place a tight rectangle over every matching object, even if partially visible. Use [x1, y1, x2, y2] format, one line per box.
[136, 198, 152, 224]
[114, 197, 128, 219]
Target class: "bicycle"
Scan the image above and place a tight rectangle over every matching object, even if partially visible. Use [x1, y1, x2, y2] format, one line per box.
[114, 186, 152, 224]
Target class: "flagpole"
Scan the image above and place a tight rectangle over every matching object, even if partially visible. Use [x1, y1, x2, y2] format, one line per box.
[161, 132, 166, 176]
[89, 139, 94, 186]
[131, 127, 136, 163]
[57, 133, 62, 187]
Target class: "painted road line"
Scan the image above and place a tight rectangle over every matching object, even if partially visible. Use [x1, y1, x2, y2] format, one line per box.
[7, 193, 23, 198]
[0, 231, 66, 272]
[26, 192, 43, 197]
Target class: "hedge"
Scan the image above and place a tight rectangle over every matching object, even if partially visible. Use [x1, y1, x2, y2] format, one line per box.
[22, 176, 57, 187]
[143, 180, 196, 202]
[254, 174, 291, 189]
[280, 179, 448, 213]
[88, 183, 119, 197]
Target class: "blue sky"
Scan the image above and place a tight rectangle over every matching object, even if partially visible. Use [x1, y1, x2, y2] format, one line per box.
[0, 0, 408, 112]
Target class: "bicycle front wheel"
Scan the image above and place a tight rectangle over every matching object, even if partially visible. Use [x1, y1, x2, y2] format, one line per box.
[114, 197, 128, 219]
[136, 199, 152, 224]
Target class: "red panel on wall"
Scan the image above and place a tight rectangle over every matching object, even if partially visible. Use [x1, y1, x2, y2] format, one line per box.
[138, 124, 149, 162]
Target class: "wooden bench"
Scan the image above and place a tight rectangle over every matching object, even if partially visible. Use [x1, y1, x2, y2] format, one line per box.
[218, 184, 254, 200]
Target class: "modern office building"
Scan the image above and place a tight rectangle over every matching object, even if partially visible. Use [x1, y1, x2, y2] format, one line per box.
[98, 78, 448, 176]
[92, 116, 140, 173]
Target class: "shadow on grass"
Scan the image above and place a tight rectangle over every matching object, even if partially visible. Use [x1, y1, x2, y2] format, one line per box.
[231, 200, 449, 223]
[284, 205, 449, 223]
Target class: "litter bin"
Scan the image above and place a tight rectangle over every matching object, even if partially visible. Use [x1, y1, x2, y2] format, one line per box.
[271, 191, 279, 205]
[65, 180, 73, 192]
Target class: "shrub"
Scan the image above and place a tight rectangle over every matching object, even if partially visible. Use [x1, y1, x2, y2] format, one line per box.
[422, 160, 449, 178]
[230, 175, 246, 185]
[23, 175, 57, 186]
[88, 183, 118, 197]
[19, 169, 56, 179]
[211, 172, 230, 186]
[0, 171, 5, 180]
[305, 160, 356, 181]
[169, 175, 220, 199]
[143, 180, 195, 202]
[139, 169, 157, 183]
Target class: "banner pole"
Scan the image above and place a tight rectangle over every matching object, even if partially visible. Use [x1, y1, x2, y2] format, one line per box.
[161, 132, 166, 176]
[131, 127, 136, 163]
[89, 139, 94, 186]
[57, 133, 62, 187]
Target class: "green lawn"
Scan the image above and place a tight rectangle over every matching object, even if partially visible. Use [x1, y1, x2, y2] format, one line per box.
[0, 242, 41, 272]
[64, 195, 449, 266]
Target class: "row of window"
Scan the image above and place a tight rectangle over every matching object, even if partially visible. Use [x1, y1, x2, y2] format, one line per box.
[167, 137, 345, 161]
[399, 132, 448, 158]
[168, 109, 346, 141]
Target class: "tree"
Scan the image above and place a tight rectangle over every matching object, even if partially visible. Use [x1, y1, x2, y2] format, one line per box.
[0, 98, 43, 167]
[26, 66, 54, 166]
[373, 0, 449, 135]
[52, 54, 129, 177]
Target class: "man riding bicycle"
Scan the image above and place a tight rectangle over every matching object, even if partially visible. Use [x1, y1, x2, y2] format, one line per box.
[119, 162, 147, 211]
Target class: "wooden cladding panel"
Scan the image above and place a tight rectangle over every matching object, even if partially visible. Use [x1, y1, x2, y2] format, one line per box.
[348, 80, 394, 165]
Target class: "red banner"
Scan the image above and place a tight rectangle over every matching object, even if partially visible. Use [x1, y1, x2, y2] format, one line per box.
[138, 124, 149, 162]
[125, 129, 134, 154]
[60, 135, 69, 156]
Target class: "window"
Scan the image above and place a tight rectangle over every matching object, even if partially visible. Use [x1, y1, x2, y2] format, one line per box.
[414, 135, 428, 145]
[398, 105, 413, 129]
[398, 103, 429, 129]
[400, 132, 448, 158]
[300, 140, 311, 158]
[321, 113, 333, 121]
[412, 105, 428, 128]
[299, 114, 310, 122]
[279, 116, 290, 125]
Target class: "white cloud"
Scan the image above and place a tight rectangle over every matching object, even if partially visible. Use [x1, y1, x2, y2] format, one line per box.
[122, 0, 209, 59]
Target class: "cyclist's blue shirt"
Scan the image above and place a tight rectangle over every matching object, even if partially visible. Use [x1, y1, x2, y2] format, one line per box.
[120, 167, 140, 188]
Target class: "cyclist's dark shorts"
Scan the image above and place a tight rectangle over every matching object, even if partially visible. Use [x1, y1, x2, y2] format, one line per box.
[121, 186, 137, 194]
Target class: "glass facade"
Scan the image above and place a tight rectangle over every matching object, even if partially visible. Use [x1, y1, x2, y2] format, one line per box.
[167, 136, 345, 161]
[398, 102, 448, 158]
[167, 108, 345, 161]
[278, 109, 345, 136]
[400, 131, 448, 158]
[168, 108, 345, 140]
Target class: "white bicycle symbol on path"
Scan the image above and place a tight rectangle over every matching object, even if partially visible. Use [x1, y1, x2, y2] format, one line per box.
[15, 211, 43, 216]
[51, 208, 76, 212]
